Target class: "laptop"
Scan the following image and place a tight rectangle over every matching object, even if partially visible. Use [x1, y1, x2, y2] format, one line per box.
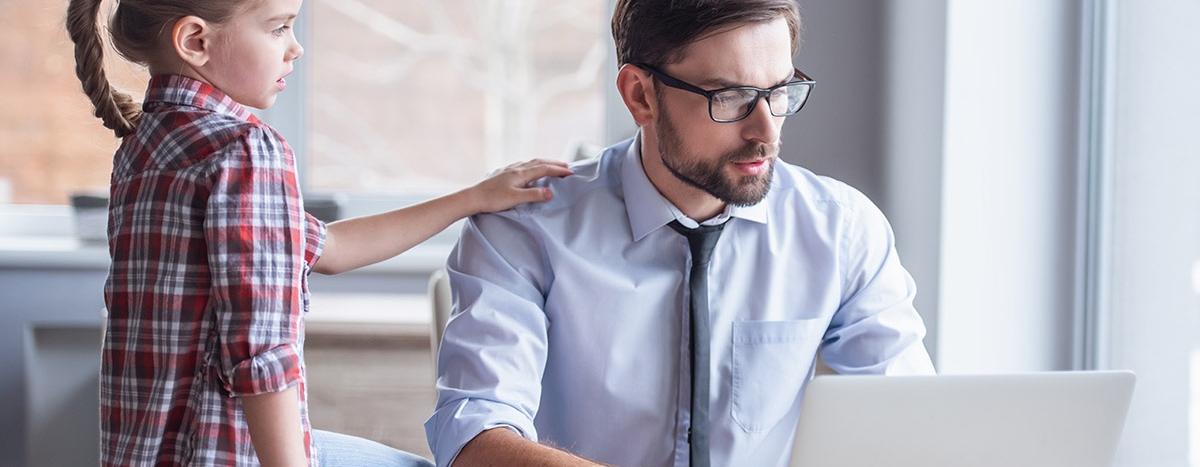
[789, 371, 1136, 467]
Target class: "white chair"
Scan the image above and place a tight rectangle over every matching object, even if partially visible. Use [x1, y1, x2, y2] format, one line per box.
[427, 268, 453, 375]
[100, 307, 108, 345]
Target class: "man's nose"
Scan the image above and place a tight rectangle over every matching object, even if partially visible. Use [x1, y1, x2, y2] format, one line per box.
[739, 97, 782, 146]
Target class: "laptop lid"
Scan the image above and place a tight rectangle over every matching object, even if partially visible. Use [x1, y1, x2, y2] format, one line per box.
[789, 371, 1136, 467]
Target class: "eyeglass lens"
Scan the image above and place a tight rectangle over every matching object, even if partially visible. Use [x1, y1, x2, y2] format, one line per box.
[710, 83, 811, 121]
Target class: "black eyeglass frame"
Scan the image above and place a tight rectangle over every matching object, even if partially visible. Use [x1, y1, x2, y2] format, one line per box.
[635, 63, 816, 123]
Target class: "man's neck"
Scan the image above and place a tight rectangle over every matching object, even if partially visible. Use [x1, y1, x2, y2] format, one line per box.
[638, 133, 727, 223]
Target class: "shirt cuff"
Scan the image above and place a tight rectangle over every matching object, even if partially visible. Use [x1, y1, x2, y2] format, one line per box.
[303, 212, 328, 271]
[425, 398, 538, 467]
[222, 343, 303, 396]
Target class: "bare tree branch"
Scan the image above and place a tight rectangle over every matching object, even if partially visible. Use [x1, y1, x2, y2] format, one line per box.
[532, 41, 606, 112]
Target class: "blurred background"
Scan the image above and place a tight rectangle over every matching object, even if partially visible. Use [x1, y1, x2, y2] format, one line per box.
[0, 0, 1196, 466]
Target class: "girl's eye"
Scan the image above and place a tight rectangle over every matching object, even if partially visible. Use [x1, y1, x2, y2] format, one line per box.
[272, 25, 290, 36]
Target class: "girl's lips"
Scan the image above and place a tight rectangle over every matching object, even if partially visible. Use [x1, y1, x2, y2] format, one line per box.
[275, 70, 292, 91]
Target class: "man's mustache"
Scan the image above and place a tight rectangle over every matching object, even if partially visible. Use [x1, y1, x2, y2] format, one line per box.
[724, 142, 779, 163]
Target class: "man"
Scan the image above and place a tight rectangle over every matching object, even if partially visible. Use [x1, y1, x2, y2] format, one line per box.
[426, 1, 935, 466]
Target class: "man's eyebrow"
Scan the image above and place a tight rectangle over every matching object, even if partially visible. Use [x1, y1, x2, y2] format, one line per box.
[696, 71, 796, 89]
[696, 77, 742, 89]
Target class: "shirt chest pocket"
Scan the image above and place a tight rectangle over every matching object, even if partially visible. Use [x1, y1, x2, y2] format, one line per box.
[731, 319, 825, 433]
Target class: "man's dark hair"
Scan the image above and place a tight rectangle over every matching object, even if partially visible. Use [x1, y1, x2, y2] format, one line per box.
[611, 0, 802, 67]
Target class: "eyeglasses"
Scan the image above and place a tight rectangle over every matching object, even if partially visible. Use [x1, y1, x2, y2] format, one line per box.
[636, 63, 815, 123]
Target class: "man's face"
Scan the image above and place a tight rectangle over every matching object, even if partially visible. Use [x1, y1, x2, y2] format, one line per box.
[651, 18, 794, 206]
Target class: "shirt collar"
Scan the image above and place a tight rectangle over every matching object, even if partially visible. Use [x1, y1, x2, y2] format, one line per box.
[620, 131, 769, 241]
[143, 74, 258, 123]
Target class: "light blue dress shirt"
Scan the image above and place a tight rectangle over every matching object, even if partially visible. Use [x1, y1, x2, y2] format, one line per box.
[425, 136, 935, 467]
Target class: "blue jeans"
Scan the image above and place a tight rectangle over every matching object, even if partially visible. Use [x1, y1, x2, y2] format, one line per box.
[313, 430, 434, 467]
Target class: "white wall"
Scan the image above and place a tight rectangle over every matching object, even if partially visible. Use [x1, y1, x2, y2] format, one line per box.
[936, 0, 1080, 372]
[883, 0, 948, 360]
[785, 0, 887, 204]
[885, 0, 1082, 373]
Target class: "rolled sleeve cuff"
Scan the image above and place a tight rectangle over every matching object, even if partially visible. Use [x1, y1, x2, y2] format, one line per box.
[222, 343, 303, 396]
[303, 213, 328, 271]
[424, 398, 538, 467]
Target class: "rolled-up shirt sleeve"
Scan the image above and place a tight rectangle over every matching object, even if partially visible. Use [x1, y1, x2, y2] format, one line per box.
[425, 210, 550, 467]
[204, 126, 308, 396]
[821, 187, 936, 375]
[302, 212, 327, 271]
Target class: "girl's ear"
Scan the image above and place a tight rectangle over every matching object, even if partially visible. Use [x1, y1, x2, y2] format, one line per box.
[172, 16, 212, 68]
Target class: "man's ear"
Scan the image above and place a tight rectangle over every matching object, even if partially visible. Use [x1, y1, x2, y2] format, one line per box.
[616, 63, 658, 127]
[171, 16, 212, 68]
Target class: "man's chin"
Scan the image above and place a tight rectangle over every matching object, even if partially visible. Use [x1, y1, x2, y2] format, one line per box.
[718, 170, 773, 206]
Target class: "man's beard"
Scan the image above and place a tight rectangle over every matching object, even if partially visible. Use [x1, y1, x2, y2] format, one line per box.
[654, 105, 777, 207]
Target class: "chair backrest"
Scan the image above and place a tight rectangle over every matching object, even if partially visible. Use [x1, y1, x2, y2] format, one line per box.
[427, 268, 453, 374]
[100, 307, 108, 347]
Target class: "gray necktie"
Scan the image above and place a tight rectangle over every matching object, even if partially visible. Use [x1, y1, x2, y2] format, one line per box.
[668, 219, 727, 467]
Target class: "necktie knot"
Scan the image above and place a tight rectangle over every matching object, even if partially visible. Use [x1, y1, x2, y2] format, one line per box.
[668, 220, 727, 266]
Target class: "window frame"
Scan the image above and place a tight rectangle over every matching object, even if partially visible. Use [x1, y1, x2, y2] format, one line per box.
[1072, 0, 1117, 372]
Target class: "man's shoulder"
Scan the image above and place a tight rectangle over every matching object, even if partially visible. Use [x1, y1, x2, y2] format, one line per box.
[772, 160, 875, 214]
[498, 143, 628, 220]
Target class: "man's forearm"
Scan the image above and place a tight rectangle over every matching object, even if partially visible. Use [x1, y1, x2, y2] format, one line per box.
[454, 427, 604, 467]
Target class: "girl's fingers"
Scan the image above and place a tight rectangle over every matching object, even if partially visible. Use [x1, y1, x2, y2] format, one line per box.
[518, 187, 553, 203]
[514, 158, 569, 169]
[531, 158, 569, 167]
[514, 164, 573, 183]
[495, 159, 569, 178]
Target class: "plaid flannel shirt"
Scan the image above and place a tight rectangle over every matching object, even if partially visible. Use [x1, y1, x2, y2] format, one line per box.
[101, 74, 326, 466]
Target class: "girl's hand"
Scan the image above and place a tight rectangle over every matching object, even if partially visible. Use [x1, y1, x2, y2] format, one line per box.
[467, 159, 574, 214]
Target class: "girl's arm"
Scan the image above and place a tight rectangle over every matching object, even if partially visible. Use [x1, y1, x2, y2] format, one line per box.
[243, 387, 307, 467]
[312, 159, 573, 275]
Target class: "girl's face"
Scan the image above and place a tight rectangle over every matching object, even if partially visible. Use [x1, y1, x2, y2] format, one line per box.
[203, 0, 304, 109]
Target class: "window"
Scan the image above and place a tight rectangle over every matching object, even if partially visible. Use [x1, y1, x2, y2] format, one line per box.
[0, 0, 147, 205]
[0, 0, 612, 205]
[303, 0, 609, 196]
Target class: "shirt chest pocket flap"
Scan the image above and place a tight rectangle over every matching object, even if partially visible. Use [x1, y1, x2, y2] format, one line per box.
[731, 318, 825, 433]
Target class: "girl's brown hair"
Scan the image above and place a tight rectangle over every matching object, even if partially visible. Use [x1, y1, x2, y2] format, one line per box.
[65, 0, 248, 137]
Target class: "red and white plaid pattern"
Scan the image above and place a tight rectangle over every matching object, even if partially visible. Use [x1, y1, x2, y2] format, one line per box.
[101, 74, 326, 466]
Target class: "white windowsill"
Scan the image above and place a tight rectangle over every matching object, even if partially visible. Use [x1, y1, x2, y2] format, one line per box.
[0, 234, 451, 273]
[0, 205, 453, 273]
[306, 292, 432, 338]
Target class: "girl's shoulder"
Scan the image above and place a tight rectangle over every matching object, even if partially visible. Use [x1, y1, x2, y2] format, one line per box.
[126, 107, 292, 174]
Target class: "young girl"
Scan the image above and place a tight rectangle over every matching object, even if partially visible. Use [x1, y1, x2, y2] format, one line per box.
[66, 0, 571, 465]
